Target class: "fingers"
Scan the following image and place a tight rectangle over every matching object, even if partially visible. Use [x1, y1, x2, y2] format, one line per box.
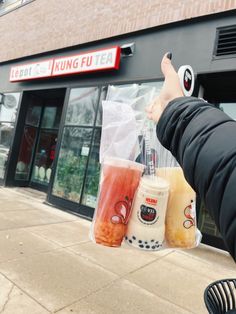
[145, 97, 162, 122]
[161, 52, 177, 78]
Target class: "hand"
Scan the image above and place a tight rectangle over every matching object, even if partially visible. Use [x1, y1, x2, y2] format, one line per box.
[146, 53, 184, 122]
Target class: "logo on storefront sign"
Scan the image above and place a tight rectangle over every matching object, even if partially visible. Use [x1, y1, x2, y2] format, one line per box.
[9, 46, 121, 82]
[183, 69, 192, 92]
[10, 60, 54, 82]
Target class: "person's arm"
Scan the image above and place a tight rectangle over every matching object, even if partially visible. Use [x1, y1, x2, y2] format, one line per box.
[157, 96, 236, 259]
[147, 53, 236, 260]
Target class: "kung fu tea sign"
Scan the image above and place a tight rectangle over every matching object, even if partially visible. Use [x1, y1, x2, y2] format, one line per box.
[10, 46, 121, 82]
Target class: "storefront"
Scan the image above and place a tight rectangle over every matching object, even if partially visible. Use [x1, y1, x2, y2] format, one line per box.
[0, 11, 236, 250]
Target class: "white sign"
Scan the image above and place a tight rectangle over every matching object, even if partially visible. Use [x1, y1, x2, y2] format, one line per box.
[81, 146, 90, 157]
[52, 47, 120, 76]
[10, 60, 54, 82]
[9, 47, 121, 82]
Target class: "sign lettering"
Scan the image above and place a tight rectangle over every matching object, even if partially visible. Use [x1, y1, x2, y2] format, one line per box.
[10, 47, 121, 82]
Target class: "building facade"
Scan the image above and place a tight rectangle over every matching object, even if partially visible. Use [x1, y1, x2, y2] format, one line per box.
[0, 0, 236, 249]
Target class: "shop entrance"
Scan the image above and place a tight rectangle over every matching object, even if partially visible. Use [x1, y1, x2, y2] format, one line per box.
[9, 89, 66, 192]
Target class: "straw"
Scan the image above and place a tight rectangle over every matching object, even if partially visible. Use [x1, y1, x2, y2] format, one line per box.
[144, 119, 156, 178]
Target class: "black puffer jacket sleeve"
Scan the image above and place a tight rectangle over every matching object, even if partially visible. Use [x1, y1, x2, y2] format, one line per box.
[156, 96, 236, 260]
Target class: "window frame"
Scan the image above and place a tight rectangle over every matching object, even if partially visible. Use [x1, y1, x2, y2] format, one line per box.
[0, 0, 35, 16]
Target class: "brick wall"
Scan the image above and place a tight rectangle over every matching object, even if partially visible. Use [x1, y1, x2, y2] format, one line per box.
[1, 0, 236, 63]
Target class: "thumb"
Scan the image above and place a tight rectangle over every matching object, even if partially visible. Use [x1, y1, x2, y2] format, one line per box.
[161, 52, 177, 78]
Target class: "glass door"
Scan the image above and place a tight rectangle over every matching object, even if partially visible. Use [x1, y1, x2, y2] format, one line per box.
[30, 106, 61, 190]
[14, 94, 63, 191]
[15, 104, 42, 183]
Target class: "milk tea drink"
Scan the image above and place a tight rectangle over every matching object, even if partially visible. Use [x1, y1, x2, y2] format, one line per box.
[92, 157, 144, 247]
[125, 176, 169, 250]
[157, 167, 196, 248]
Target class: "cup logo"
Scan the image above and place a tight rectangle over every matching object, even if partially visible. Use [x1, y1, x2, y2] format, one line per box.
[183, 200, 195, 229]
[138, 204, 158, 225]
[111, 196, 132, 225]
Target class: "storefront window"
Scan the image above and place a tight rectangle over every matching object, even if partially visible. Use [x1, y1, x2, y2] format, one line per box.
[25, 105, 42, 127]
[0, 0, 34, 15]
[96, 87, 107, 126]
[53, 127, 93, 201]
[65, 87, 100, 126]
[0, 92, 20, 179]
[219, 103, 236, 120]
[52, 86, 101, 203]
[82, 128, 101, 207]
[41, 106, 61, 129]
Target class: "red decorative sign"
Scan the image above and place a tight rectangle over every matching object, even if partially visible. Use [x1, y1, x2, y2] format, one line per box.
[10, 46, 121, 82]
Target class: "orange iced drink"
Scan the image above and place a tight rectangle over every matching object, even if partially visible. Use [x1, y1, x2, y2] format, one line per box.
[157, 167, 196, 248]
[93, 157, 144, 247]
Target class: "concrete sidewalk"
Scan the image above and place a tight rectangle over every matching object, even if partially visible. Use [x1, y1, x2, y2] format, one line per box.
[0, 187, 235, 314]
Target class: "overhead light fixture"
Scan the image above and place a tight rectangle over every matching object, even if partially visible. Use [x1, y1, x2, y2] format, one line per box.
[121, 43, 135, 57]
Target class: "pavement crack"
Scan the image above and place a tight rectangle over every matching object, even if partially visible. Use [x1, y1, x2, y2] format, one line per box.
[0, 284, 14, 313]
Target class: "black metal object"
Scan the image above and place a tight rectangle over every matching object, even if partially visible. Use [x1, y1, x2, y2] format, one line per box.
[204, 279, 236, 313]
[214, 25, 236, 58]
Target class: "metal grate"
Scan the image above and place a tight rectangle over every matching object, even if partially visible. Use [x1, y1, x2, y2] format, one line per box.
[215, 25, 236, 57]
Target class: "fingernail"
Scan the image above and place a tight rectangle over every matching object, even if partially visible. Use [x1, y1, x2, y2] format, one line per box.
[166, 52, 172, 60]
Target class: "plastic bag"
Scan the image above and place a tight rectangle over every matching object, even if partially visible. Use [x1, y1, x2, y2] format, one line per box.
[99, 100, 140, 163]
[125, 119, 201, 251]
[91, 83, 202, 251]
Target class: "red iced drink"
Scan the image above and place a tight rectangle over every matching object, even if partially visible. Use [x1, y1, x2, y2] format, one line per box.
[93, 157, 144, 247]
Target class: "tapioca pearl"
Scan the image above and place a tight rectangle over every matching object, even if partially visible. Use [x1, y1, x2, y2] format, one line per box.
[151, 239, 155, 242]
[139, 244, 144, 248]
[138, 240, 142, 244]
[129, 239, 132, 244]
[125, 236, 128, 240]
[132, 236, 136, 240]
[145, 241, 148, 244]
[151, 246, 156, 249]
[145, 245, 150, 249]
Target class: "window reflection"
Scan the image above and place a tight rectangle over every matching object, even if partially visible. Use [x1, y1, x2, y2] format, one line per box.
[0, 92, 20, 179]
[0, 123, 14, 178]
[52, 127, 92, 202]
[31, 131, 57, 185]
[82, 128, 101, 207]
[15, 126, 37, 180]
[0, 0, 33, 15]
[96, 87, 107, 127]
[219, 103, 236, 120]
[41, 106, 61, 129]
[0, 93, 20, 122]
[65, 87, 99, 126]
[26, 105, 42, 127]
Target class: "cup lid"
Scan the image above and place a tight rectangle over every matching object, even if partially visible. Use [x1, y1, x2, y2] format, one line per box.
[104, 156, 145, 172]
[140, 175, 169, 190]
